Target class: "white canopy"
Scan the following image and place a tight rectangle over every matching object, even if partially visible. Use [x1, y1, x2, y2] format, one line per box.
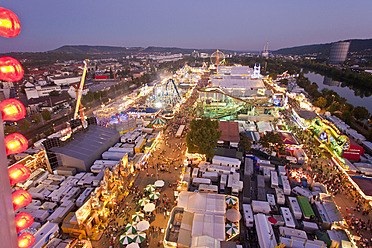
[177, 192, 226, 216]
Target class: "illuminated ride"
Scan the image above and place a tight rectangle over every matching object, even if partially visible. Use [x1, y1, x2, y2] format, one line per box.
[146, 79, 181, 109]
[73, 59, 89, 123]
[197, 87, 275, 119]
[210, 50, 226, 69]
[310, 117, 350, 156]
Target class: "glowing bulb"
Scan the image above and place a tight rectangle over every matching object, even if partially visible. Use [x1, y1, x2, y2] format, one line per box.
[0, 7, 21, 38]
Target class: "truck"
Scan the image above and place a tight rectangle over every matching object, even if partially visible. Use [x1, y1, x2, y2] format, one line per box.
[242, 204, 254, 227]
[192, 177, 211, 187]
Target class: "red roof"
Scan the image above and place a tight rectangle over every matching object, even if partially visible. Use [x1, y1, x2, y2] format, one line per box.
[218, 121, 240, 142]
[69, 82, 88, 90]
[95, 75, 108, 79]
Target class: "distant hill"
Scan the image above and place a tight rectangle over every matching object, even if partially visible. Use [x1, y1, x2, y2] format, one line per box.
[273, 38, 372, 56]
[50, 45, 235, 55]
[50, 45, 143, 54]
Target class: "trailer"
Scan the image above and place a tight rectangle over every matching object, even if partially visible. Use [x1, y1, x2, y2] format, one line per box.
[280, 207, 296, 228]
[202, 171, 219, 182]
[102, 151, 127, 160]
[257, 175, 265, 189]
[244, 158, 254, 177]
[76, 187, 94, 208]
[49, 185, 72, 202]
[220, 174, 228, 186]
[278, 166, 286, 176]
[275, 188, 285, 205]
[90, 164, 105, 173]
[208, 164, 236, 175]
[270, 170, 278, 188]
[297, 196, 315, 221]
[252, 200, 271, 214]
[266, 194, 276, 207]
[191, 168, 199, 178]
[292, 186, 315, 203]
[219, 184, 225, 194]
[242, 204, 254, 227]
[262, 167, 271, 183]
[302, 221, 319, 233]
[192, 177, 211, 187]
[60, 187, 81, 203]
[257, 188, 266, 201]
[47, 174, 66, 183]
[281, 176, 291, 195]
[28, 187, 51, 201]
[198, 184, 218, 193]
[92, 170, 105, 187]
[212, 155, 241, 168]
[94, 160, 120, 166]
[288, 196, 302, 220]
[108, 147, 133, 155]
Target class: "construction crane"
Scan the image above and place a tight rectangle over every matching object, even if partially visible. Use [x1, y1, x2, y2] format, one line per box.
[73, 59, 89, 121]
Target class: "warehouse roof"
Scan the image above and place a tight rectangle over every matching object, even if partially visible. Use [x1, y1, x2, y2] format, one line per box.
[52, 125, 120, 163]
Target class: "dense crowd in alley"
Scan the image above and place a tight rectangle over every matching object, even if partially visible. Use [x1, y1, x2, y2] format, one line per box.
[289, 122, 372, 247]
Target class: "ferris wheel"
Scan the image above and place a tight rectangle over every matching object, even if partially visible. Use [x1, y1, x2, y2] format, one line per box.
[210, 50, 226, 68]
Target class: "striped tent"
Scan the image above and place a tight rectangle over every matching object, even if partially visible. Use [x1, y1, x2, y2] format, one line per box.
[152, 117, 166, 127]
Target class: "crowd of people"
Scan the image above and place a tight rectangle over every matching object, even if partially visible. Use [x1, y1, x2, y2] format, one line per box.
[289, 120, 372, 247]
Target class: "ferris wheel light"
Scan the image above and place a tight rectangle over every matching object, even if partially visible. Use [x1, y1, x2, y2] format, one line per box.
[0, 56, 24, 82]
[0, 7, 21, 38]
[12, 189, 32, 211]
[15, 212, 34, 233]
[0, 98, 26, 121]
[8, 163, 30, 185]
[4, 133, 28, 155]
[17, 232, 35, 248]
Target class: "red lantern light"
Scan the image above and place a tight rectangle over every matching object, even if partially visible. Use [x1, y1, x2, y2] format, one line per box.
[0, 98, 26, 121]
[0, 56, 24, 82]
[4, 133, 28, 155]
[15, 212, 34, 233]
[17, 232, 35, 248]
[0, 7, 21, 38]
[8, 164, 30, 185]
[12, 189, 32, 211]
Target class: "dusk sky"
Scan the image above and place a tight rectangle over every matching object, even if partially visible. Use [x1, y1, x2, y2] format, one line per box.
[1, 0, 372, 53]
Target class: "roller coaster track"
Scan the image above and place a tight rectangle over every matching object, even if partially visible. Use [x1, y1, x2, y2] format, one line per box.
[198, 87, 273, 108]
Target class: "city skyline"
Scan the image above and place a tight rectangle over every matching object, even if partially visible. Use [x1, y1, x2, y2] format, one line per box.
[1, 0, 372, 53]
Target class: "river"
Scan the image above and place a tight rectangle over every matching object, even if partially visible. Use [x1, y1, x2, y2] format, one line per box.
[304, 72, 372, 114]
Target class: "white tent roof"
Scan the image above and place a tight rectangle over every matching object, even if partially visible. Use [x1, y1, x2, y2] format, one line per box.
[191, 214, 225, 241]
[191, 235, 221, 248]
[178, 192, 226, 216]
[257, 121, 273, 133]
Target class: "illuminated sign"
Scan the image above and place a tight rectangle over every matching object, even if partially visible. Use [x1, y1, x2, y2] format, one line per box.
[60, 126, 72, 141]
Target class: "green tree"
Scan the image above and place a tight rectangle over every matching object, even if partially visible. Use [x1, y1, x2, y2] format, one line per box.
[239, 132, 253, 153]
[327, 101, 341, 113]
[41, 109, 52, 121]
[259, 132, 284, 152]
[31, 113, 41, 124]
[314, 97, 327, 109]
[186, 117, 221, 160]
[4, 125, 17, 135]
[49, 90, 60, 96]
[18, 119, 31, 132]
[352, 106, 370, 121]
[109, 68, 114, 79]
